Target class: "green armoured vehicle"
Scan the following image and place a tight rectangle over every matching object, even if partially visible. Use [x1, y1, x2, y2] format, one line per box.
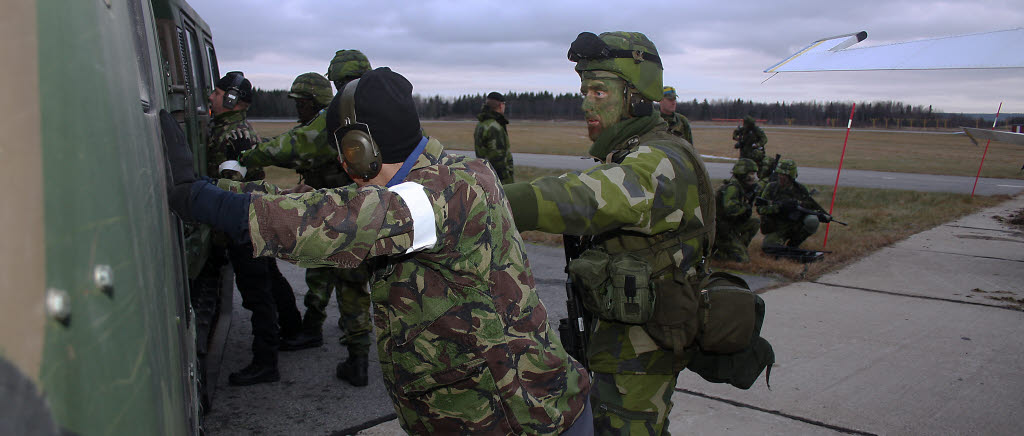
[1, 0, 231, 434]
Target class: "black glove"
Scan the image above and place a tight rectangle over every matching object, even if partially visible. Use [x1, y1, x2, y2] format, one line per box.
[733, 141, 742, 149]
[817, 212, 833, 223]
[226, 130, 256, 161]
[161, 110, 197, 219]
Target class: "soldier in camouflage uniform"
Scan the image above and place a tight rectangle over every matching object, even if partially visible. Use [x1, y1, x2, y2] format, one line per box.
[712, 158, 760, 263]
[240, 55, 374, 386]
[505, 31, 716, 435]
[167, 67, 592, 435]
[756, 159, 829, 250]
[473, 91, 514, 184]
[287, 72, 333, 125]
[659, 86, 693, 145]
[206, 71, 302, 386]
[732, 115, 768, 170]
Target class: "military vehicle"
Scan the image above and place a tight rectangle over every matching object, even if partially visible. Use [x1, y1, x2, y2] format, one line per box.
[1, 0, 230, 434]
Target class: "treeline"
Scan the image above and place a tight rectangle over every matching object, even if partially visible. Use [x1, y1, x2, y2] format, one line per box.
[248, 89, 1018, 128]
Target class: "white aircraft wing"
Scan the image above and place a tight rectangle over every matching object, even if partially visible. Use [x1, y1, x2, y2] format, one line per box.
[766, 28, 1024, 72]
[962, 127, 1024, 147]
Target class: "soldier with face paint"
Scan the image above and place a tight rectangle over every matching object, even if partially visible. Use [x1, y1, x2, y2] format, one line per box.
[505, 31, 716, 435]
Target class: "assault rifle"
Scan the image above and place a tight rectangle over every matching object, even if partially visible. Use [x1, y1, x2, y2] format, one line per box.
[794, 204, 848, 226]
[559, 235, 592, 369]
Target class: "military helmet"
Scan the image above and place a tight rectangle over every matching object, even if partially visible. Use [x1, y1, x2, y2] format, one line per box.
[288, 72, 333, 107]
[570, 31, 664, 101]
[743, 115, 756, 127]
[732, 158, 758, 176]
[777, 159, 798, 179]
[327, 49, 371, 83]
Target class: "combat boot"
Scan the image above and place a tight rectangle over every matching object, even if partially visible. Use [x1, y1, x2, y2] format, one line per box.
[336, 354, 368, 387]
[228, 361, 280, 386]
[280, 329, 323, 351]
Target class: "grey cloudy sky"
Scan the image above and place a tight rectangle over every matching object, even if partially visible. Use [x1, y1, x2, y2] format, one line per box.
[191, 0, 1023, 113]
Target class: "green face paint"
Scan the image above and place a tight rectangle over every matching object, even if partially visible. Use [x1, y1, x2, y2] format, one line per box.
[580, 75, 626, 141]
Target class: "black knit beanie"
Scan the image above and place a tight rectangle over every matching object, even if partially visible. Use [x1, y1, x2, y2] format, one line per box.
[352, 67, 422, 163]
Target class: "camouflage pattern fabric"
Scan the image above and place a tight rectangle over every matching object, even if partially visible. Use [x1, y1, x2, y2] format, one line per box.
[473, 106, 514, 184]
[239, 109, 337, 171]
[732, 122, 768, 164]
[504, 112, 713, 433]
[302, 266, 371, 356]
[288, 72, 333, 107]
[756, 178, 825, 248]
[327, 49, 371, 83]
[660, 111, 693, 145]
[208, 110, 264, 181]
[591, 372, 679, 435]
[219, 138, 589, 434]
[713, 177, 759, 262]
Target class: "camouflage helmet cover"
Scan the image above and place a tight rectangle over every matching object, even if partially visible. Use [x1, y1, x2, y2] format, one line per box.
[327, 49, 371, 83]
[732, 158, 758, 176]
[777, 159, 798, 179]
[288, 72, 333, 107]
[571, 31, 664, 101]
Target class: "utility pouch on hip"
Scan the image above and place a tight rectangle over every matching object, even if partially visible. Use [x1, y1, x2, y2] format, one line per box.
[695, 272, 758, 354]
[567, 250, 655, 324]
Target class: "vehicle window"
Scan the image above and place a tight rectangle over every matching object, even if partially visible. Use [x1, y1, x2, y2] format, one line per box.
[183, 25, 206, 113]
[206, 43, 219, 92]
[127, 0, 154, 112]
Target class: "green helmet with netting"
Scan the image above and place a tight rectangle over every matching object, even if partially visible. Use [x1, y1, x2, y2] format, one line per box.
[777, 159, 798, 179]
[327, 49, 371, 83]
[569, 31, 664, 101]
[288, 72, 333, 107]
[732, 158, 758, 176]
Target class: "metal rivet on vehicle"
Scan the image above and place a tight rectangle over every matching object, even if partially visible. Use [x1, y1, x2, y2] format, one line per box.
[94, 264, 114, 297]
[46, 288, 71, 326]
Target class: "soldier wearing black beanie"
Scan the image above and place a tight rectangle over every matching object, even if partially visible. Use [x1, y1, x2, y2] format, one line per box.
[325, 67, 422, 164]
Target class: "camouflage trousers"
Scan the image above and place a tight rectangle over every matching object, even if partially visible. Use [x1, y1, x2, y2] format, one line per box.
[302, 266, 371, 356]
[762, 214, 820, 249]
[592, 371, 680, 435]
[713, 215, 760, 262]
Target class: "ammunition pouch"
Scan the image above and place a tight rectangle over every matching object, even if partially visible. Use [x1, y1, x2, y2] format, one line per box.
[567, 250, 656, 325]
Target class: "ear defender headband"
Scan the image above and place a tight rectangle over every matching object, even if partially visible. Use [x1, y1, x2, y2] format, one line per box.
[222, 72, 245, 110]
[567, 32, 663, 66]
[333, 78, 382, 181]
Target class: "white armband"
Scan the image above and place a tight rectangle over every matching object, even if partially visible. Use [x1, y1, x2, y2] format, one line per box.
[218, 160, 247, 178]
[388, 181, 437, 252]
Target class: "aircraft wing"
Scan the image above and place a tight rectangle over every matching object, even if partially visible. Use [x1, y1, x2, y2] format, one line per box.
[766, 28, 1024, 72]
[962, 127, 1024, 147]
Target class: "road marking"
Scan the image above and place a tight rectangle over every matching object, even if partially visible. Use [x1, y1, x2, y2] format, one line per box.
[996, 184, 1024, 188]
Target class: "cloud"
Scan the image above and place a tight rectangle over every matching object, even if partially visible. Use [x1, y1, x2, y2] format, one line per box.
[192, 0, 1024, 112]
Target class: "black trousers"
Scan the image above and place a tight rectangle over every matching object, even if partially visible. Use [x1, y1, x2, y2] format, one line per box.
[227, 243, 301, 366]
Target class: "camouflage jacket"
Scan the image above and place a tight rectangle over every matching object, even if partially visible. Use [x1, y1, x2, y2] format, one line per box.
[208, 110, 264, 181]
[221, 138, 589, 435]
[732, 124, 767, 149]
[505, 114, 714, 375]
[473, 107, 514, 183]
[716, 177, 755, 223]
[239, 109, 337, 172]
[661, 111, 693, 145]
[756, 179, 825, 226]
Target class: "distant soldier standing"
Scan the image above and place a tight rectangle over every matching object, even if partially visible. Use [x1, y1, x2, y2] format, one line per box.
[713, 158, 761, 263]
[207, 71, 301, 385]
[659, 86, 693, 145]
[240, 54, 375, 386]
[505, 31, 715, 434]
[756, 159, 830, 250]
[473, 91, 514, 184]
[733, 115, 767, 169]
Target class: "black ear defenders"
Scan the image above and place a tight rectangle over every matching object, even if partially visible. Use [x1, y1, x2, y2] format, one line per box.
[222, 71, 245, 110]
[332, 78, 382, 181]
[626, 86, 653, 117]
